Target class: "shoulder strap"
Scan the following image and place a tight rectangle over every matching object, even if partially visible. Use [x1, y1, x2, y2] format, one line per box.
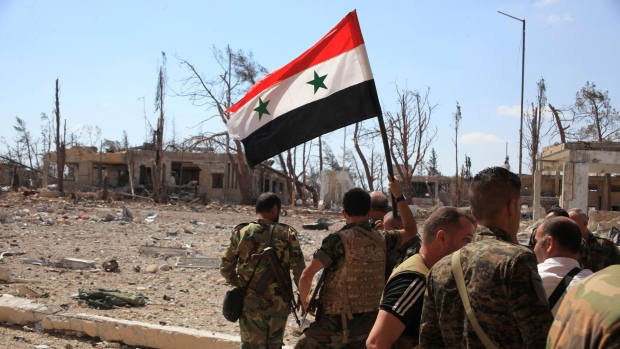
[548, 267, 581, 309]
[242, 224, 275, 291]
[451, 250, 498, 349]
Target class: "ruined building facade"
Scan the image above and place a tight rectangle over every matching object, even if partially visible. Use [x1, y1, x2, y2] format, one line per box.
[47, 146, 287, 204]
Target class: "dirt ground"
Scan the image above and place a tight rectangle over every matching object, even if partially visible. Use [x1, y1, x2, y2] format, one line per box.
[0, 191, 351, 348]
[0, 191, 538, 349]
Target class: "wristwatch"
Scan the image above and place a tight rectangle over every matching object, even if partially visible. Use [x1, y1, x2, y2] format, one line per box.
[395, 194, 406, 203]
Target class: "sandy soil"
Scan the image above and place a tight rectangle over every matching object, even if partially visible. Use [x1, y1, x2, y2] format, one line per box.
[0, 191, 536, 349]
[0, 191, 345, 348]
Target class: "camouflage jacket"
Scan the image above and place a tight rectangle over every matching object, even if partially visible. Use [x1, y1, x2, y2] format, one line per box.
[547, 264, 620, 348]
[220, 219, 305, 298]
[420, 225, 553, 349]
[585, 231, 620, 272]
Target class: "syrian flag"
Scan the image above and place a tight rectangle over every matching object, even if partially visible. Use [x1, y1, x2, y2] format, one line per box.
[226, 10, 381, 167]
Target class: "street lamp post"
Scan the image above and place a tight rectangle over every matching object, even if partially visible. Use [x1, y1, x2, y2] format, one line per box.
[498, 11, 525, 176]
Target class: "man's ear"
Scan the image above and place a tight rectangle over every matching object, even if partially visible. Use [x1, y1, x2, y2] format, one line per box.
[341, 209, 347, 219]
[436, 230, 447, 245]
[507, 198, 518, 217]
[546, 235, 554, 253]
[271, 205, 279, 218]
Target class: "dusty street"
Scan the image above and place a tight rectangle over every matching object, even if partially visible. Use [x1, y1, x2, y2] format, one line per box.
[0, 192, 346, 348]
[0, 191, 538, 348]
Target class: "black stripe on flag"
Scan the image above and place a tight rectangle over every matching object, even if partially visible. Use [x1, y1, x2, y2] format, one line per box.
[241, 79, 381, 167]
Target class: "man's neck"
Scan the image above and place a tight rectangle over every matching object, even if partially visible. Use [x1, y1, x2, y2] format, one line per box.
[256, 213, 273, 222]
[346, 216, 369, 225]
[478, 220, 517, 243]
[418, 246, 440, 269]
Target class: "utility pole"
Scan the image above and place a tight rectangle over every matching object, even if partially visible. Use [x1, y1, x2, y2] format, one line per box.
[498, 11, 525, 176]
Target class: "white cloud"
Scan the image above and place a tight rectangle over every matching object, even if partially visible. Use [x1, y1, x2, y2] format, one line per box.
[100, 102, 111, 108]
[459, 132, 504, 144]
[534, 0, 559, 7]
[545, 13, 573, 23]
[496, 105, 520, 117]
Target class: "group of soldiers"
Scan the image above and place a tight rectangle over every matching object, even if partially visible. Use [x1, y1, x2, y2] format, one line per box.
[220, 167, 620, 349]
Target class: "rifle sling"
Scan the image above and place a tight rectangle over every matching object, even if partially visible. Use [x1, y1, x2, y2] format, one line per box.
[452, 250, 498, 349]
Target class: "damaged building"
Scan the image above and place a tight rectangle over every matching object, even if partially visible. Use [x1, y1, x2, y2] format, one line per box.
[47, 146, 288, 204]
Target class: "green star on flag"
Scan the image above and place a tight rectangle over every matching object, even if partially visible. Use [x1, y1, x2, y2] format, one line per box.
[254, 97, 271, 120]
[307, 71, 328, 94]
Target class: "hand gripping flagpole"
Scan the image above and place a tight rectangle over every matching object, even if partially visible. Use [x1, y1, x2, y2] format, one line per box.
[376, 111, 399, 217]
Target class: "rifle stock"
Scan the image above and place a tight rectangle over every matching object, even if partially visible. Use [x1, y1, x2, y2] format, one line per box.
[252, 247, 301, 326]
[301, 268, 326, 326]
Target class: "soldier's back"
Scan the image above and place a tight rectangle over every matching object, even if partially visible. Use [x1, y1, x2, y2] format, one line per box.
[422, 231, 552, 348]
[547, 264, 620, 349]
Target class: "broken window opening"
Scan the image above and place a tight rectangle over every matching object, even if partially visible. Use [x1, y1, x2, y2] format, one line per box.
[212, 173, 224, 189]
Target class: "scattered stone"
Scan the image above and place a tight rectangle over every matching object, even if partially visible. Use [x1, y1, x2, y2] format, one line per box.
[158, 264, 172, 272]
[145, 264, 158, 273]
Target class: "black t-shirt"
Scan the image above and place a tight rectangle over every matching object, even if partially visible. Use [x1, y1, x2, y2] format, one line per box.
[379, 272, 426, 338]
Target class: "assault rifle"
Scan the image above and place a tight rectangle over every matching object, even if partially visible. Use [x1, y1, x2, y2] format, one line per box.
[301, 268, 327, 326]
[252, 247, 301, 326]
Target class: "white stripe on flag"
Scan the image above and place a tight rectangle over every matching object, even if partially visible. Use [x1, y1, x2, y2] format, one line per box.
[227, 45, 373, 141]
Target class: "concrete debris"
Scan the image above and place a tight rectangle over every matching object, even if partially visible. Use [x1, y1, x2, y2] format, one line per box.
[56, 258, 97, 270]
[15, 285, 43, 298]
[0, 250, 26, 261]
[143, 212, 157, 223]
[138, 245, 186, 257]
[175, 257, 220, 269]
[21, 259, 54, 267]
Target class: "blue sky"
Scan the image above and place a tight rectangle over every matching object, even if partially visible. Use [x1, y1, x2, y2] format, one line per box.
[1, 0, 619, 177]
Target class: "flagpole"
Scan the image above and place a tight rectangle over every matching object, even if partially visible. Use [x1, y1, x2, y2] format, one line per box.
[376, 113, 398, 217]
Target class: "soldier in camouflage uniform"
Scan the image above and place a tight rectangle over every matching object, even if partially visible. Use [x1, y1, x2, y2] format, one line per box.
[568, 208, 620, 272]
[295, 176, 418, 349]
[220, 192, 306, 349]
[420, 167, 553, 348]
[547, 264, 620, 348]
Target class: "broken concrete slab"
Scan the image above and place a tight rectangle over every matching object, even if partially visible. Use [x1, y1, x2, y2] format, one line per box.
[0, 294, 239, 349]
[175, 257, 220, 269]
[56, 258, 96, 269]
[138, 245, 186, 257]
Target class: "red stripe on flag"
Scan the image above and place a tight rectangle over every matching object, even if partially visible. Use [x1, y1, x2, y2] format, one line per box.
[227, 10, 365, 114]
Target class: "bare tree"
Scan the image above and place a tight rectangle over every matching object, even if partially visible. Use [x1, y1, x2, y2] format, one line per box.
[548, 103, 569, 143]
[568, 81, 620, 210]
[452, 102, 462, 206]
[152, 52, 168, 203]
[176, 46, 268, 205]
[54, 79, 66, 193]
[524, 78, 552, 174]
[385, 86, 438, 202]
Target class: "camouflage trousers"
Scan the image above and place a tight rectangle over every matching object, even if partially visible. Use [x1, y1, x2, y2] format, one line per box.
[294, 310, 378, 349]
[239, 293, 288, 349]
